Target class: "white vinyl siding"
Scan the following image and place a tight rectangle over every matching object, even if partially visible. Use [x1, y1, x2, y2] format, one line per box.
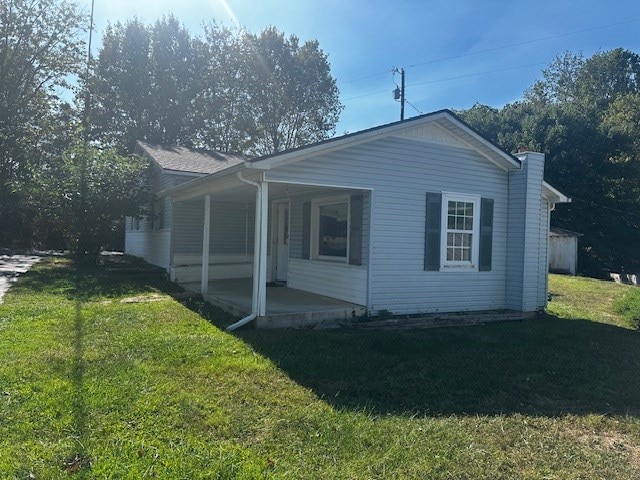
[266, 136, 509, 315]
[125, 229, 171, 269]
[505, 152, 547, 312]
[287, 258, 367, 305]
[538, 198, 550, 308]
[125, 170, 177, 270]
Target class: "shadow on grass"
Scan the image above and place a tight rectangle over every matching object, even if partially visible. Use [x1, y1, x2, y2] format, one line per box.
[237, 316, 640, 417]
[63, 301, 91, 476]
[19, 257, 639, 418]
[11, 257, 183, 301]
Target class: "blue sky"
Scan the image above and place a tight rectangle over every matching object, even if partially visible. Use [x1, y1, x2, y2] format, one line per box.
[81, 0, 640, 135]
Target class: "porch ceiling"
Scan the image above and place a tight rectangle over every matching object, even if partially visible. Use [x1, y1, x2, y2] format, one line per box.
[173, 181, 365, 204]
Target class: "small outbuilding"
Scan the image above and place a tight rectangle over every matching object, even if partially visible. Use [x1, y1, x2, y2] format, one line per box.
[549, 227, 582, 275]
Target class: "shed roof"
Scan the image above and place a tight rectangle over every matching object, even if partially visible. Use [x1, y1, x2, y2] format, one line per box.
[550, 227, 583, 237]
[136, 141, 248, 175]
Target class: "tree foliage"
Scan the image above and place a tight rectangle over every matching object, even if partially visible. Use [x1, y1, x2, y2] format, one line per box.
[89, 20, 342, 156]
[30, 139, 149, 263]
[0, 0, 87, 245]
[91, 16, 202, 153]
[459, 49, 640, 276]
[242, 27, 342, 155]
[1, 6, 341, 251]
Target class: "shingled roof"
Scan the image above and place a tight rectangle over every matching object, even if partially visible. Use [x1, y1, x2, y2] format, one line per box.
[136, 141, 249, 175]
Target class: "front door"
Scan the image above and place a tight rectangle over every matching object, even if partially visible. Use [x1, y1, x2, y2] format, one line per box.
[274, 201, 290, 282]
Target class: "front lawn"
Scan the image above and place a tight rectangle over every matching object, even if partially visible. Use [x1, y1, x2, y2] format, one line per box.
[1, 262, 639, 478]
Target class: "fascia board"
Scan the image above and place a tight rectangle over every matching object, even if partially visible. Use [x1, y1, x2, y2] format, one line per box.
[543, 181, 571, 203]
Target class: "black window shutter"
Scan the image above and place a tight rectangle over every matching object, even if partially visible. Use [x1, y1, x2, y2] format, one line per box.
[302, 201, 311, 259]
[424, 192, 442, 271]
[479, 197, 494, 271]
[349, 194, 363, 265]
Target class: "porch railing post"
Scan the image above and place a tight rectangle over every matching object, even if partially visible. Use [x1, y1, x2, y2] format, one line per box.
[251, 186, 261, 312]
[258, 181, 269, 316]
[201, 194, 211, 295]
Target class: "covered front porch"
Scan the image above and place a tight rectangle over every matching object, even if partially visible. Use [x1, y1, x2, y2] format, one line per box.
[164, 168, 370, 329]
[182, 278, 366, 328]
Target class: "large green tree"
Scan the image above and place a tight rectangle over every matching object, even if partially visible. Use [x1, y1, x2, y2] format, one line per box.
[0, 0, 87, 245]
[189, 24, 254, 153]
[90, 18, 153, 153]
[89, 22, 342, 156]
[241, 27, 342, 155]
[91, 15, 203, 153]
[30, 138, 149, 263]
[459, 49, 640, 276]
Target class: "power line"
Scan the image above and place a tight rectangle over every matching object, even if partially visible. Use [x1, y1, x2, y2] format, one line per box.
[341, 62, 545, 102]
[403, 17, 640, 71]
[407, 62, 546, 88]
[342, 88, 389, 102]
[338, 69, 393, 86]
[570, 196, 640, 219]
[337, 17, 640, 87]
[404, 97, 422, 116]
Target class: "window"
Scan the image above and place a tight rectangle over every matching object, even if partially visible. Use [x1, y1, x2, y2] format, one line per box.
[311, 196, 349, 261]
[302, 194, 364, 265]
[446, 200, 474, 262]
[425, 192, 493, 272]
[442, 194, 479, 269]
[152, 199, 165, 230]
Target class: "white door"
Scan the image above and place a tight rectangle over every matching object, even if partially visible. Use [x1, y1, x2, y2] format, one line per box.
[274, 202, 290, 282]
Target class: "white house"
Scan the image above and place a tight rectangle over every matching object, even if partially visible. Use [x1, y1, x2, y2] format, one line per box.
[125, 110, 570, 329]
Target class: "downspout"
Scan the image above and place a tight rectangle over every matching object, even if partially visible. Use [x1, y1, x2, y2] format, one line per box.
[226, 171, 261, 331]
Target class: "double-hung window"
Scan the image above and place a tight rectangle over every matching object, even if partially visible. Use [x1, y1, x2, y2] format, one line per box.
[425, 191, 494, 272]
[441, 193, 480, 269]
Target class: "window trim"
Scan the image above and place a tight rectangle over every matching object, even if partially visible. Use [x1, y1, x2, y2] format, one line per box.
[311, 194, 350, 263]
[440, 192, 480, 271]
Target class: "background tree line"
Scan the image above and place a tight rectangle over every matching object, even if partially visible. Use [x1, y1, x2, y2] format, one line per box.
[1, 1, 638, 275]
[457, 48, 640, 277]
[0, 0, 341, 261]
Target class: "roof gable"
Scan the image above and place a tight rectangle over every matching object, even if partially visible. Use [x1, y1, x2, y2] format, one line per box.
[136, 141, 247, 175]
[247, 110, 521, 172]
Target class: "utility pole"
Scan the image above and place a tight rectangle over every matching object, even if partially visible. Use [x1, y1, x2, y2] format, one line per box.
[393, 67, 405, 121]
[78, 0, 95, 262]
[82, 0, 95, 139]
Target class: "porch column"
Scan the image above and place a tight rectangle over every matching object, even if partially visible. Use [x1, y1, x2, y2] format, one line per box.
[257, 181, 269, 316]
[250, 187, 261, 313]
[201, 194, 211, 295]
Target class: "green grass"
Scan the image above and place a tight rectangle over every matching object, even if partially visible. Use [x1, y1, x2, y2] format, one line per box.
[548, 274, 640, 329]
[1, 263, 639, 478]
[613, 288, 640, 329]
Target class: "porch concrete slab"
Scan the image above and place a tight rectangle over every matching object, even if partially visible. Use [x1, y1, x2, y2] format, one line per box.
[182, 278, 366, 328]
